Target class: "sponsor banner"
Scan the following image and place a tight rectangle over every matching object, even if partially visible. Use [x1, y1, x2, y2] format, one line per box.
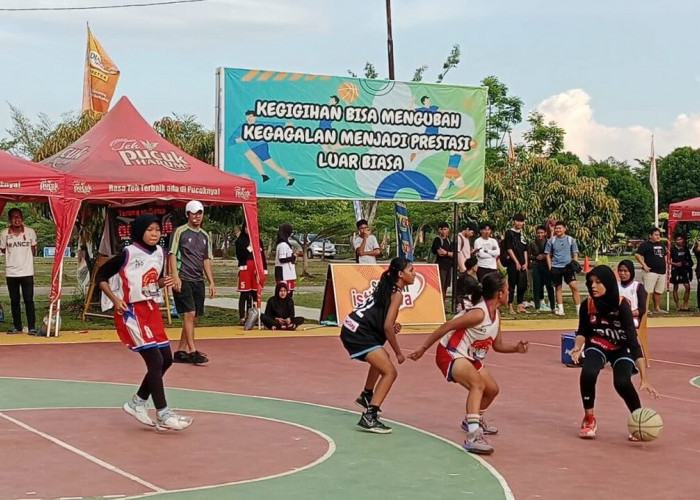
[82, 28, 120, 113]
[221, 67, 486, 202]
[394, 202, 414, 261]
[321, 263, 445, 325]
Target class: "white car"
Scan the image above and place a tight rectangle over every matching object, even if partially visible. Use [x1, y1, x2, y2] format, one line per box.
[295, 234, 337, 259]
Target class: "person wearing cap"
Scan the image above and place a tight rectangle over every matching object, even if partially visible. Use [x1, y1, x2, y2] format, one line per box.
[169, 200, 215, 364]
[503, 214, 529, 315]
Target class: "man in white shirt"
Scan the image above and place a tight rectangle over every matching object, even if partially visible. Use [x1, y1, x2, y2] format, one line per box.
[473, 221, 500, 281]
[353, 219, 382, 264]
[0, 209, 37, 334]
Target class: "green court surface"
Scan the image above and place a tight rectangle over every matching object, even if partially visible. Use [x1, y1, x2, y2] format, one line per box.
[691, 376, 700, 389]
[0, 378, 511, 499]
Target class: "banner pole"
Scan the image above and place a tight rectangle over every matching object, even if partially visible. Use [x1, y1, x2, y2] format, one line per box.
[451, 203, 459, 314]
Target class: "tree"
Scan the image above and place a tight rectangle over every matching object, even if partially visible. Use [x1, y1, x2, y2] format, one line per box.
[153, 114, 215, 166]
[522, 111, 565, 157]
[463, 157, 621, 253]
[480, 75, 523, 159]
[2, 103, 55, 158]
[33, 111, 102, 162]
[580, 157, 653, 238]
[656, 147, 700, 207]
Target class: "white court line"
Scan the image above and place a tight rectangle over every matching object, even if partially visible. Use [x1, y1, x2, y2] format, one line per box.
[0, 411, 165, 493]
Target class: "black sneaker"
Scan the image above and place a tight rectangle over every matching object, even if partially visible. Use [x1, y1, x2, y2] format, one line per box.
[355, 392, 372, 410]
[173, 350, 191, 363]
[357, 412, 392, 434]
[191, 351, 209, 364]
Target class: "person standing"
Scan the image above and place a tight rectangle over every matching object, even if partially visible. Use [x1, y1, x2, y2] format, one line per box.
[431, 222, 454, 301]
[694, 237, 700, 311]
[235, 221, 267, 325]
[529, 225, 555, 313]
[571, 265, 658, 440]
[544, 221, 581, 316]
[634, 227, 668, 315]
[275, 223, 302, 297]
[169, 200, 215, 365]
[457, 222, 477, 274]
[97, 213, 193, 431]
[617, 260, 647, 329]
[669, 234, 692, 311]
[504, 214, 529, 315]
[340, 257, 414, 434]
[0, 208, 37, 334]
[353, 219, 382, 264]
[473, 222, 500, 281]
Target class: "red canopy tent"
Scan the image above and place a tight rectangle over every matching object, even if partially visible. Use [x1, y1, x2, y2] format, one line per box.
[0, 149, 77, 265]
[668, 196, 700, 238]
[40, 96, 264, 308]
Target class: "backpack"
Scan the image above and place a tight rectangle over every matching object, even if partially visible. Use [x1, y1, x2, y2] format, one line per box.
[549, 235, 574, 258]
[499, 237, 510, 265]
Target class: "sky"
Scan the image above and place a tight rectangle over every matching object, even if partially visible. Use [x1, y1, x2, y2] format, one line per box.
[1, 0, 699, 163]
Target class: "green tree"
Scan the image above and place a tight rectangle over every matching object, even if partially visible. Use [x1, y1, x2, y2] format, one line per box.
[33, 111, 102, 162]
[2, 103, 55, 158]
[522, 111, 565, 157]
[656, 147, 700, 207]
[463, 157, 621, 253]
[153, 114, 215, 166]
[480, 75, 523, 161]
[580, 157, 653, 238]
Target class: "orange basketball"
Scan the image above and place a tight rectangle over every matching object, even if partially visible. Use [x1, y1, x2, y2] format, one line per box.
[337, 82, 360, 103]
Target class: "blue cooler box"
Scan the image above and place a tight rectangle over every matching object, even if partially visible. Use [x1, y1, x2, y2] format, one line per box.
[561, 333, 576, 364]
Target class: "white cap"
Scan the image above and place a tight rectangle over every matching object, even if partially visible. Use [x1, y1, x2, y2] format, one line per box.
[185, 200, 204, 214]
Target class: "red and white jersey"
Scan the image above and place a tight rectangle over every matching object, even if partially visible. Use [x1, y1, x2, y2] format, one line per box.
[118, 243, 165, 304]
[618, 280, 641, 327]
[439, 301, 499, 361]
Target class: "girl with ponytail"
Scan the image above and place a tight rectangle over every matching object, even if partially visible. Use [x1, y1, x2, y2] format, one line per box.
[340, 257, 415, 434]
[409, 272, 529, 455]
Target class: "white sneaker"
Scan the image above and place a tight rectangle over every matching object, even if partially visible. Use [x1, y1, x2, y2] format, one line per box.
[156, 410, 193, 431]
[554, 309, 565, 316]
[123, 397, 155, 427]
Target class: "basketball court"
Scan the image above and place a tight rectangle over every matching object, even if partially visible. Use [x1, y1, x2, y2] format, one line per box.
[0, 318, 698, 499]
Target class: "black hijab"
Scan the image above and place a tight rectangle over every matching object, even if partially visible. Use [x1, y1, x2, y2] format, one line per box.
[586, 265, 620, 316]
[130, 213, 160, 251]
[617, 259, 635, 286]
[266, 282, 293, 318]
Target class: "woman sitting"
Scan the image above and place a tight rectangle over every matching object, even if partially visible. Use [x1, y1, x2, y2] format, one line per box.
[261, 282, 305, 330]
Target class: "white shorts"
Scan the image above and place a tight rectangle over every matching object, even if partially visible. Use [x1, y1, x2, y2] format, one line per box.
[642, 271, 666, 294]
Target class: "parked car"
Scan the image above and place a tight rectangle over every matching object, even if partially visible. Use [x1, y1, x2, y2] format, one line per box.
[292, 233, 337, 259]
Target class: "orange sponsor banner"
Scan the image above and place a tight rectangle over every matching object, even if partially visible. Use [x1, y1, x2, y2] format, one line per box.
[321, 263, 446, 325]
[82, 27, 120, 113]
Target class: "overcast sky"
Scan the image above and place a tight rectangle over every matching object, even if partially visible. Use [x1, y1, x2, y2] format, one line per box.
[1, 0, 698, 163]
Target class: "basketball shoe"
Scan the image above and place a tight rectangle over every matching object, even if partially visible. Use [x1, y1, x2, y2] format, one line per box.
[461, 415, 498, 435]
[357, 409, 391, 434]
[462, 428, 494, 455]
[580, 414, 597, 439]
[156, 409, 193, 431]
[123, 395, 155, 427]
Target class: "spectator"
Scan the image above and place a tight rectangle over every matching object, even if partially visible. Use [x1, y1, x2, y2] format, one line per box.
[693, 237, 700, 311]
[0, 208, 37, 334]
[473, 222, 500, 281]
[431, 222, 454, 300]
[455, 256, 479, 314]
[261, 282, 304, 330]
[529, 225, 555, 313]
[634, 227, 668, 315]
[669, 234, 693, 311]
[504, 213, 529, 315]
[235, 221, 267, 325]
[617, 260, 647, 328]
[457, 222, 477, 273]
[169, 200, 215, 365]
[544, 220, 581, 316]
[354, 219, 382, 264]
[275, 222, 302, 297]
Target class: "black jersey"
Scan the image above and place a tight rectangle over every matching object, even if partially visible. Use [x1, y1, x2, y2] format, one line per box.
[577, 298, 643, 359]
[340, 293, 393, 348]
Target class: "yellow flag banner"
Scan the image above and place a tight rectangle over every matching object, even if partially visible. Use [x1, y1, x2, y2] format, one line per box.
[82, 28, 120, 113]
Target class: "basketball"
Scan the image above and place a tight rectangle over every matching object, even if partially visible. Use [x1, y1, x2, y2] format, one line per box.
[627, 408, 663, 441]
[337, 81, 359, 103]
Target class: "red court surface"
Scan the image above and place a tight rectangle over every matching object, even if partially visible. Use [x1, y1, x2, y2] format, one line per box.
[0, 325, 698, 499]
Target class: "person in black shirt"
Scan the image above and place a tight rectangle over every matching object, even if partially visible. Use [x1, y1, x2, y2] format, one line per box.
[634, 227, 668, 314]
[528, 225, 555, 313]
[694, 238, 700, 310]
[504, 213, 529, 314]
[261, 282, 304, 330]
[669, 234, 693, 311]
[455, 257, 479, 314]
[340, 257, 415, 434]
[431, 222, 454, 301]
[571, 265, 659, 441]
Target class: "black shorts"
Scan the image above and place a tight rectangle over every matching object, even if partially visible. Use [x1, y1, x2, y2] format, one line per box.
[670, 269, 690, 285]
[173, 279, 205, 316]
[551, 266, 576, 286]
[340, 327, 384, 361]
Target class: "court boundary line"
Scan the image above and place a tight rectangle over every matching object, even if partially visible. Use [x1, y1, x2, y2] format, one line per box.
[4, 406, 336, 499]
[0, 410, 165, 493]
[0, 376, 514, 500]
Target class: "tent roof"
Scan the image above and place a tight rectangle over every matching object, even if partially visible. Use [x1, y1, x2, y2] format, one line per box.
[41, 96, 256, 206]
[0, 150, 65, 201]
[669, 197, 700, 222]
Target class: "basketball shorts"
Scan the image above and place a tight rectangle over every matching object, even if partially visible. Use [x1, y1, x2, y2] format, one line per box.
[238, 259, 257, 292]
[551, 266, 576, 286]
[114, 301, 168, 351]
[173, 279, 205, 316]
[436, 344, 482, 382]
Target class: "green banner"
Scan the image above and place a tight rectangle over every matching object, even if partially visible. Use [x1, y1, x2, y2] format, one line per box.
[221, 68, 486, 202]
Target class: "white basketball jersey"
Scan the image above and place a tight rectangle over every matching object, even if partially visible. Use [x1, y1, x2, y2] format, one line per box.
[118, 244, 165, 304]
[618, 280, 641, 327]
[439, 301, 500, 361]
